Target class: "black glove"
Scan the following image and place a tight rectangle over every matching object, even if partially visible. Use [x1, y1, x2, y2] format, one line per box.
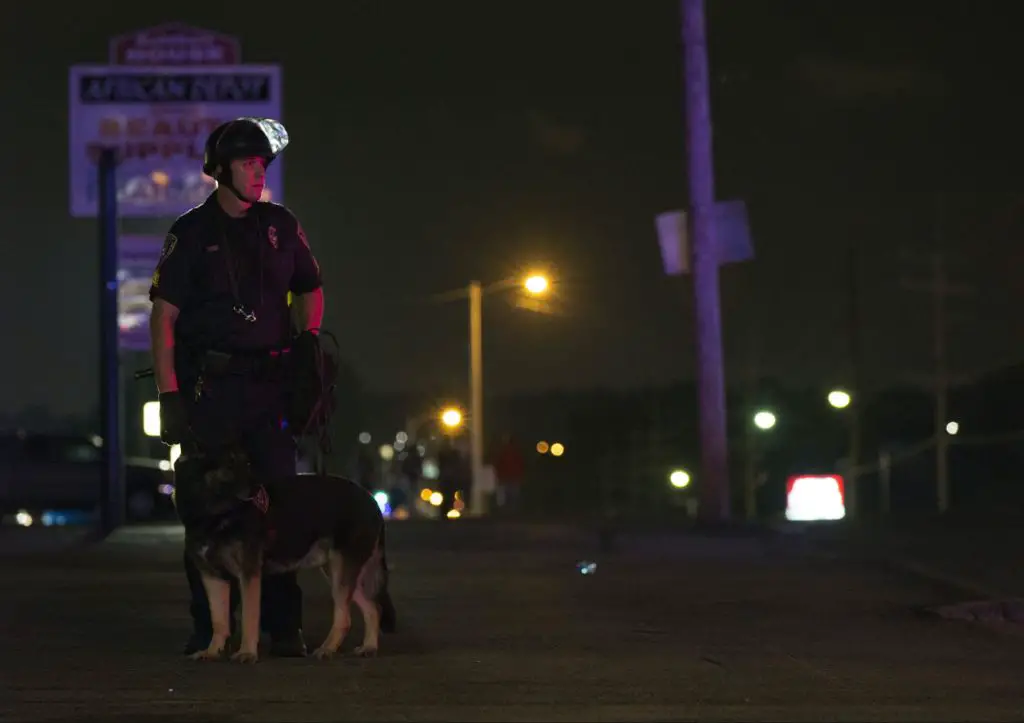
[292, 329, 319, 365]
[288, 330, 337, 435]
[158, 391, 188, 446]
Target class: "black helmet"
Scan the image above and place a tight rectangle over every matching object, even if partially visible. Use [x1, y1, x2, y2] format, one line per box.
[202, 117, 289, 177]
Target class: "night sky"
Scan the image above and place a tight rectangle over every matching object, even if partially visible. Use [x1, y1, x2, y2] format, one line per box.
[2, 1, 1023, 421]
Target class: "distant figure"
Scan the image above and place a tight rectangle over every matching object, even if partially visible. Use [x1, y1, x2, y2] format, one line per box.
[494, 434, 525, 514]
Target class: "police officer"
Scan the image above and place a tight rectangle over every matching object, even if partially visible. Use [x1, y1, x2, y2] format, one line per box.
[148, 117, 324, 657]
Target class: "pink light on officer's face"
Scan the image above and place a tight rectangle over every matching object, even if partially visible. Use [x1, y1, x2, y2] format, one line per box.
[231, 156, 266, 202]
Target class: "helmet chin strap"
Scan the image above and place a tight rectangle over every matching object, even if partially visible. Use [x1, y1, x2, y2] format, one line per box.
[216, 169, 256, 205]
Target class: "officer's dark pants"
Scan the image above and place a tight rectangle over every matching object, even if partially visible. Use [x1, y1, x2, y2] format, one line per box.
[180, 370, 303, 640]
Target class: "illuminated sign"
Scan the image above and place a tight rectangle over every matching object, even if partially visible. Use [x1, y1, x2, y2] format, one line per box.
[108, 23, 241, 66]
[68, 25, 283, 218]
[785, 474, 846, 522]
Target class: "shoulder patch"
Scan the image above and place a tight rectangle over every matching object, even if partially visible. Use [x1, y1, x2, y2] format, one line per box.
[157, 233, 178, 269]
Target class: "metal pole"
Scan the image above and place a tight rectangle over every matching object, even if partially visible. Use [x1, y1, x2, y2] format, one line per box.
[468, 281, 485, 516]
[743, 317, 759, 521]
[847, 244, 863, 517]
[98, 148, 124, 535]
[932, 251, 950, 513]
[742, 369, 757, 521]
[878, 450, 892, 516]
[743, 424, 757, 521]
[898, 197, 969, 514]
[681, 0, 730, 521]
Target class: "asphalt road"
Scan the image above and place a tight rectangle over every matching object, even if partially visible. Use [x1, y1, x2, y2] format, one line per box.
[3, 520, 1024, 722]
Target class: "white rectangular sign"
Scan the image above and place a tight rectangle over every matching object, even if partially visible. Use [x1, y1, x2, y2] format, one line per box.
[654, 200, 754, 276]
[68, 64, 283, 218]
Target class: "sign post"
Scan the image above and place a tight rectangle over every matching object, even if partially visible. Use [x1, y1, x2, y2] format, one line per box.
[98, 148, 124, 535]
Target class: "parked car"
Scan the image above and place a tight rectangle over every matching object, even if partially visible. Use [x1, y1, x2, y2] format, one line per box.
[0, 431, 175, 521]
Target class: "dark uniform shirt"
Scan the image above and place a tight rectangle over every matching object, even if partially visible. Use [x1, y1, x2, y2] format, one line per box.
[149, 194, 322, 369]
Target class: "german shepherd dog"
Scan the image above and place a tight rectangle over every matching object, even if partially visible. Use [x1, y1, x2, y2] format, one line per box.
[172, 449, 397, 663]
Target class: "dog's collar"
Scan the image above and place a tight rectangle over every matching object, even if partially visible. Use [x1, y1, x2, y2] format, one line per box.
[245, 485, 270, 514]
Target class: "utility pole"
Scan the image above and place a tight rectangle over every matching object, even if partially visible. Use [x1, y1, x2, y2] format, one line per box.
[900, 197, 972, 513]
[878, 450, 892, 516]
[931, 252, 951, 513]
[468, 281, 484, 516]
[680, 0, 731, 522]
[742, 315, 761, 521]
[846, 244, 864, 517]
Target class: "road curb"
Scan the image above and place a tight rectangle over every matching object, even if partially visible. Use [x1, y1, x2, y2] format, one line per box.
[882, 555, 1007, 601]
[875, 555, 1024, 636]
[794, 528, 1016, 601]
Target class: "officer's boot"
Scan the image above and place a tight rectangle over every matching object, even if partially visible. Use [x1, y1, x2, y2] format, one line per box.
[183, 552, 213, 655]
[262, 572, 307, 657]
[270, 629, 308, 657]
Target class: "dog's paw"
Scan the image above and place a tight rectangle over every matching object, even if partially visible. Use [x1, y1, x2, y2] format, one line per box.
[230, 650, 259, 664]
[190, 646, 226, 661]
[353, 645, 378, 658]
[312, 646, 339, 660]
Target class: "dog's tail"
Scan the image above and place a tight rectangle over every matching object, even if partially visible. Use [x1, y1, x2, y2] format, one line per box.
[376, 524, 397, 633]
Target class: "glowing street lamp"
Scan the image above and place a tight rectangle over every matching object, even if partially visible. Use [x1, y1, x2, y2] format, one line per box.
[753, 410, 777, 431]
[828, 390, 852, 409]
[440, 407, 463, 430]
[669, 469, 692, 489]
[466, 270, 553, 516]
[524, 274, 549, 295]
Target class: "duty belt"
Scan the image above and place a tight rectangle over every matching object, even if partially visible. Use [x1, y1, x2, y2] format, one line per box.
[199, 348, 291, 377]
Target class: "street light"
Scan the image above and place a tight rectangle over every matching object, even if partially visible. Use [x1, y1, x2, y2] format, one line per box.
[753, 410, 776, 430]
[467, 272, 552, 516]
[440, 407, 463, 430]
[524, 274, 549, 295]
[669, 469, 692, 489]
[828, 390, 851, 409]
